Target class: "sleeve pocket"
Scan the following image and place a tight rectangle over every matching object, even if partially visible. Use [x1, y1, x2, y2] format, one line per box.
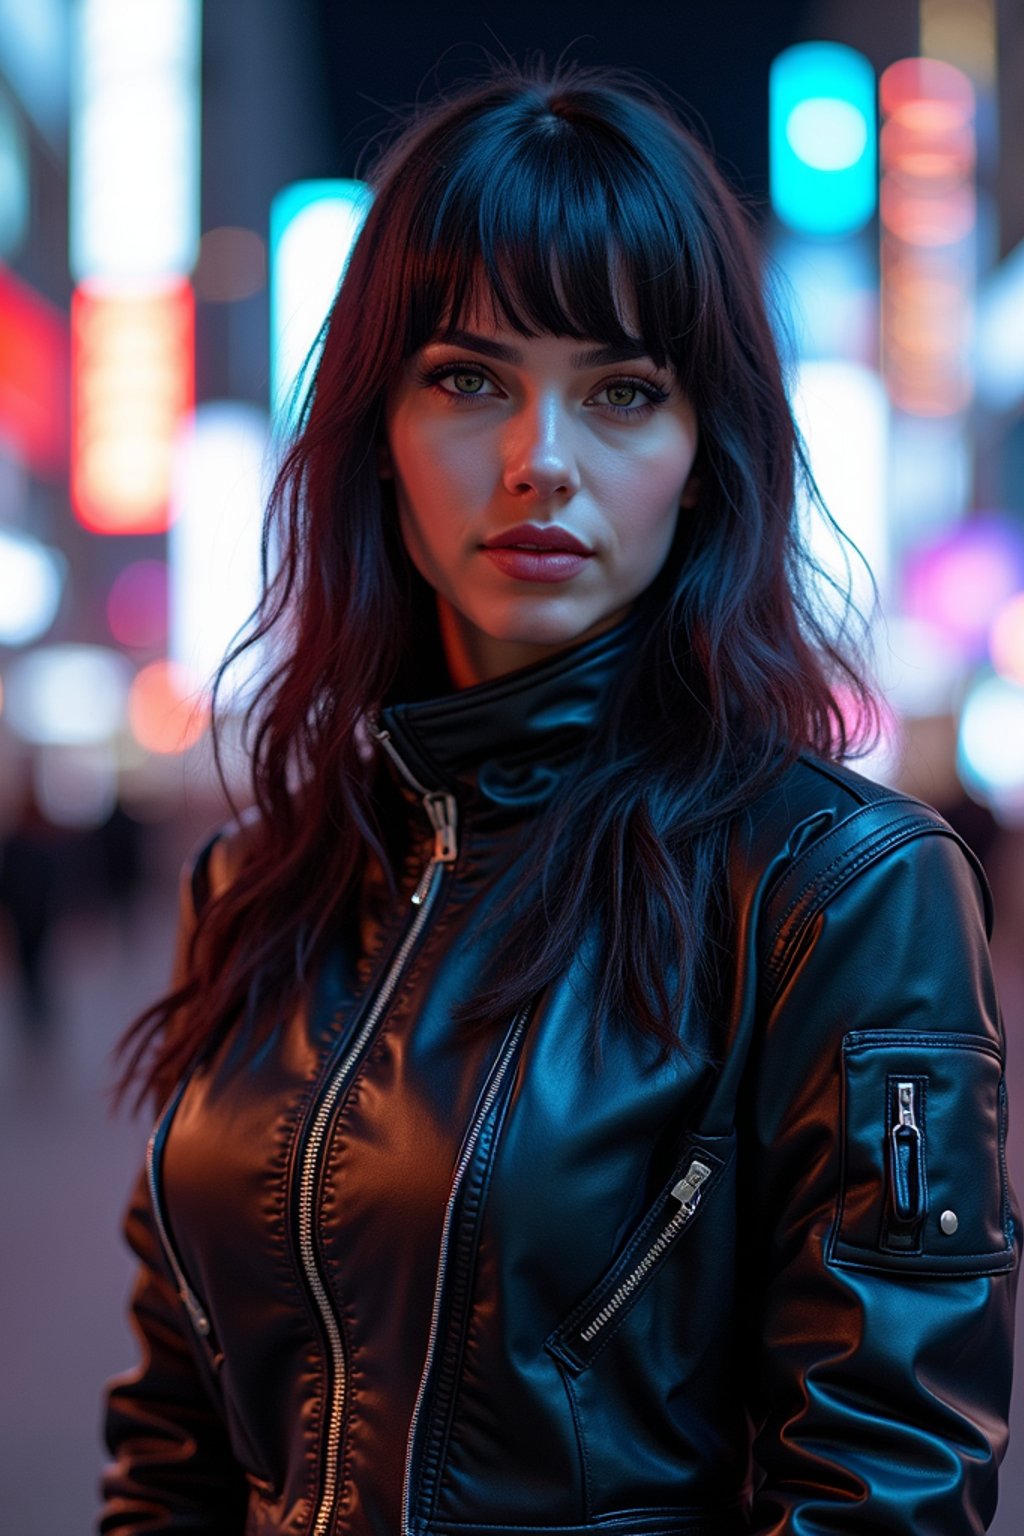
[829, 1030, 1015, 1277]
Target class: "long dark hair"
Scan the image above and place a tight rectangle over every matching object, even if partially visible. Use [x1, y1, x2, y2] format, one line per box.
[115, 59, 877, 1111]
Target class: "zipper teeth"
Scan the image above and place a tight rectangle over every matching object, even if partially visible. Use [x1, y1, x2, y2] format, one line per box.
[146, 1102, 211, 1338]
[401, 1004, 531, 1536]
[302, 858, 445, 1536]
[578, 1171, 708, 1346]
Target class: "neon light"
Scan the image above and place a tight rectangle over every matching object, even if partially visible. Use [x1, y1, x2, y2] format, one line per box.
[791, 360, 890, 615]
[0, 529, 65, 645]
[879, 58, 975, 416]
[269, 179, 373, 428]
[976, 237, 1024, 409]
[127, 658, 208, 754]
[920, 0, 996, 87]
[107, 559, 168, 649]
[786, 99, 868, 171]
[71, 279, 194, 533]
[168, 402, 269, 700]
[0, 91, 29, 259]
[0, 264, 69, 473]
[770, 44, 876, 237]
[4, 644, 131, 745]
[902, 516, 1024, 657]
[70, 0, 201, 283]
[35, 741, 118, 829]
[989, 593, 1024, 687]
[958, 672, 1024, 810]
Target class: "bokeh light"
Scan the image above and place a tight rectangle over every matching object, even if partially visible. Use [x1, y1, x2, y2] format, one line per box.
[71, 279, 194, 533]
[990, 593, 1024, 687]
[769, 43, 876, 237]
[107, 558, 168, 649]
[902, 516, 1024, 656]
[34, 739, 118, 829]
[4, 643, 132, 745]
[957, 672, 1024, 811]
[0, 528, 66, 645]
[127, 657, 209, 754]
[269, 178, 373, 428]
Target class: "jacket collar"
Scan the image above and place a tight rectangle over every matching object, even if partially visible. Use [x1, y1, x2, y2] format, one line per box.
[372, 608, 644, 816]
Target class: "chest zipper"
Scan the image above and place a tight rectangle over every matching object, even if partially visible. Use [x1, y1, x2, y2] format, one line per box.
[577, 1158, 712, 1346]
[401, 1002, 532, 1536]
[146, 1076, 221, 1368]
[300, 720, 458, 1536]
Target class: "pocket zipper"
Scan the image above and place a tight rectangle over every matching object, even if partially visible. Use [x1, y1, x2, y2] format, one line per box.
[885, 1078, 926, 1248]
[578, 1158, 712, 1345]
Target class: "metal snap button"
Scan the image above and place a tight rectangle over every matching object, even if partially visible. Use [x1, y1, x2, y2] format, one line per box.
[940, 1209, 959, 1236]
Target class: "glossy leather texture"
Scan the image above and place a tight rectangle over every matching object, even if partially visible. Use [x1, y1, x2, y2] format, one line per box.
[101, 617, 1019, 1535]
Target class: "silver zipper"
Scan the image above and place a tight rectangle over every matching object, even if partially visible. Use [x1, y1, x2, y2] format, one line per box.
[578, 1158, 712, 1346]
[897, 1081, 918, 1131]
[146, 1100, 215, 1343]
[300, 734, 459, 1536]
[401, 1004, 531, 1536]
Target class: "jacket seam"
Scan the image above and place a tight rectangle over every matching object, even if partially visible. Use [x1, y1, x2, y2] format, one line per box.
[764, 819, 954, 1001]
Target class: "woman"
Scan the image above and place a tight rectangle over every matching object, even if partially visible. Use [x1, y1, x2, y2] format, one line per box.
[101, 61, 1018, 1536]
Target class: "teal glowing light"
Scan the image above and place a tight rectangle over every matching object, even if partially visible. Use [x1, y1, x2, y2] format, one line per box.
[770, 43, 876, 237]
[269, 179, 373, 431]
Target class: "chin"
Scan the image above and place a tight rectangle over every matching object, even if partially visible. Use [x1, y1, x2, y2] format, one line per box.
[476, 600, 606, 647]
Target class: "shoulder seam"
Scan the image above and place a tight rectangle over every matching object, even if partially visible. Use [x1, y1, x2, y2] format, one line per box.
[761, 802, 983, 1002]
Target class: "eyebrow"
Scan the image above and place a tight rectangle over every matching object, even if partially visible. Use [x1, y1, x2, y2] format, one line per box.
[427, 328, 656, 370]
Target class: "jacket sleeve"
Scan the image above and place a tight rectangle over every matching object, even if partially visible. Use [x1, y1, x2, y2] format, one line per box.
[744, 826, 1019, 1535]
[99, 839, 247, 1534]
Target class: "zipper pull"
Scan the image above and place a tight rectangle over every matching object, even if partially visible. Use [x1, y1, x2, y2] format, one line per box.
[411, 791, 458, 905]
[423, 791, 458, 864]
[889, 1079, 925, 1227]
[180, 1285, 212, 1337]
[670, 1159, 712, 1217]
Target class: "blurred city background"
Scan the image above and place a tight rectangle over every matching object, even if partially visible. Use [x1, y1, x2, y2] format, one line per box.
[1, 1, 1023, 1531]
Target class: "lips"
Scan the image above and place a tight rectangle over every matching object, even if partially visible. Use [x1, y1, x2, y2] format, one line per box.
[482, 523, 593, 556]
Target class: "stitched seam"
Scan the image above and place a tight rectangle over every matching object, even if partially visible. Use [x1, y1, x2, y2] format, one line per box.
[555, 1357, 593, 1520]
[765, 802, 923, 933]
[769, 814, 930, 960]
[843, 1031, 1001, 1057]
[765, 820, 947, 998]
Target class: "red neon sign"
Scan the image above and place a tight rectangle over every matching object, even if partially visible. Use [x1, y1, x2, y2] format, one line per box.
[0, 265, 69, 474]
[71, 280, 194, 533]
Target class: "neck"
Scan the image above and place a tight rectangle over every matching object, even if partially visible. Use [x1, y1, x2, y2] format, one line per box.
[436, 596, 634, 690]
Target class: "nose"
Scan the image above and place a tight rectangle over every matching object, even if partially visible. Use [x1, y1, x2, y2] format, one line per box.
[501, 392, 581, 500]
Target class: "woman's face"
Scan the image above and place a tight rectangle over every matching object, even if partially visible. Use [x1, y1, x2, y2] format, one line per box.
[381, 297, 700, 687]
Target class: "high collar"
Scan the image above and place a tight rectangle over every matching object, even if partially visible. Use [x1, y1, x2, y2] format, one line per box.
[373, 609, 644, 819]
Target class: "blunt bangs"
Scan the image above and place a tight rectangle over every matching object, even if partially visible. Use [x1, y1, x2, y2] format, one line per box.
[393, 93, 706, 380]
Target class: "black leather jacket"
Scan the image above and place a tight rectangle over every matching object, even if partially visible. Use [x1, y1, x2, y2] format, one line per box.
[101, 619, 1019, 1536]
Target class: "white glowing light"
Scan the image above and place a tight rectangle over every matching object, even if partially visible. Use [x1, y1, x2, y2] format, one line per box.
[976, 236, 1024, 410]
[875, 614, 964, 718]
[786, 98, 869, 171]
[791, 360, 890, 620]
[34, 740, 118, 829]
[270, 180, 373, 427]
[168, 402, 270, 702]
[958, 673, 1024, 807]
[4, 644, 132, 745]
[0, 529, 65, 645]
[70, 0, 201, 282]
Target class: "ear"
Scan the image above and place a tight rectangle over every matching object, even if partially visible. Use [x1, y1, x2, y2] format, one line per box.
[377, 439, 394, 480]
